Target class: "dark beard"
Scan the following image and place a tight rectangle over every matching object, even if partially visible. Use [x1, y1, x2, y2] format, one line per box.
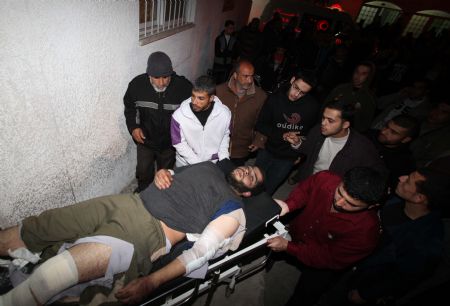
[226, 172, 251, 193]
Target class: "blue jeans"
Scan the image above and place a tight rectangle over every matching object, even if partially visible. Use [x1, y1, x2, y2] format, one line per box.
[255, 149, 294, 195]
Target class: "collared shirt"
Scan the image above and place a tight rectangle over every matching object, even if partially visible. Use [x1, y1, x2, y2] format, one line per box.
[227, 77, 256, 98]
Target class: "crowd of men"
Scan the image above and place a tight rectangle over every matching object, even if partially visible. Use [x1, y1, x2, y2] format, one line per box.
[1, 13, 450, 306]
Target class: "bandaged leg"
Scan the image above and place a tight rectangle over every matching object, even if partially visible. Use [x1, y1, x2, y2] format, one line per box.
[0, 250, 78, 306]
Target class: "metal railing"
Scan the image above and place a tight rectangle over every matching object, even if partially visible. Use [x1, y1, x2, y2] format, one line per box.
[139, 0, 195, 40]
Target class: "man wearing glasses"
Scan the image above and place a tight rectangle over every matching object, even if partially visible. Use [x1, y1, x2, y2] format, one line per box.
[250, 71, 319, 195]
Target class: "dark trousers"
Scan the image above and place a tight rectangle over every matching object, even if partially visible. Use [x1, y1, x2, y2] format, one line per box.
[136, 144, 175, 192]
[286, 265, 344, 306]
[255, 149, 294, 195]
[317, 269, 355, 306]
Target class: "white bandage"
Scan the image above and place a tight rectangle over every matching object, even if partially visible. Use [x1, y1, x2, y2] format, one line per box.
[31, 250, 79, 303]
[0, 250, 79, 306]
[178, 225, 226, 274]
[0, 283, 34, 306]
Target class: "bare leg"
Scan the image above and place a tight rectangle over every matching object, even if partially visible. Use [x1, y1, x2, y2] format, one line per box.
[68, 242, 112, 282]
[0, 226, 26, 256]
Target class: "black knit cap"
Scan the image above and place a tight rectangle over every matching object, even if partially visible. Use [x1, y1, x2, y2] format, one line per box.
[146, 51, 173, 77]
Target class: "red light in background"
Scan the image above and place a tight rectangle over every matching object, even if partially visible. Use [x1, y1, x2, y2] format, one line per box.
[329, 4, 343, 11]
[316, 20, 329, 31]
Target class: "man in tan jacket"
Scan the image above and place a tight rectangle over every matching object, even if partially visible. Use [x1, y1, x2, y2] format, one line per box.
[216, 60, 267, 166]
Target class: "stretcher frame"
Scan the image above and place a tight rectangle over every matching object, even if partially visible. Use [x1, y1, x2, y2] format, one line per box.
[140, 192, 287, 306]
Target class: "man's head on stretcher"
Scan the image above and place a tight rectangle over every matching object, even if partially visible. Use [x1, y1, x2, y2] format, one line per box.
[227, 165, 265, 196]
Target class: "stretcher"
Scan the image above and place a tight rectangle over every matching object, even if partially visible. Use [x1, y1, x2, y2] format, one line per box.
[139, 192, 288, 306]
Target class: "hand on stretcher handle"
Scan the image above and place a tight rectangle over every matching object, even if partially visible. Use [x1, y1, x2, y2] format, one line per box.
[273, 199, 289, 216]
[265, 218, 290, 252]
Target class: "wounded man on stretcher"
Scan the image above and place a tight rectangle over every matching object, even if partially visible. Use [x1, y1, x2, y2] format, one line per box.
[0, 161, 267, 305]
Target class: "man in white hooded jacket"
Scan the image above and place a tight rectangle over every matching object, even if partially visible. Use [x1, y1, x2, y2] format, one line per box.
[171, 75, 231, 167]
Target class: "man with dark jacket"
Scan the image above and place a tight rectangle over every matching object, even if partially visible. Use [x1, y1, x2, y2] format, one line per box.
[213, 20, 238, 84]
[236, 18, 263, 63]
[289, 98, 386, 185]
[124, 51, 192, 192]
[410, 100, 450, 168]
[325, 61, 376, 133]
[251, 71, 320, 195]
[367, 114, 419, 190]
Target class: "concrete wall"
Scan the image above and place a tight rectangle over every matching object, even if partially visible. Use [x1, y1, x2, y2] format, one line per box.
[0, 0, 251, 228]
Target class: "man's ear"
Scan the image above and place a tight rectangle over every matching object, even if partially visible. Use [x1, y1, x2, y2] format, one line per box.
[233, 72, 238, 80]
[209, 95, 215, 102]
[241, 191, 251, 198]
[290, 76, 295, 85]
[342, 120, 351, 129]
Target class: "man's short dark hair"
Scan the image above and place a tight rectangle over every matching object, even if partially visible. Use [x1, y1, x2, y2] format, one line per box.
[390, 115, 420, 138]
[225, 20, 235, 27]
[293, 70, 317, 88]
[324, 97, 355, 124]
[193, 75, 216, 96]
[416, 167, 450, 211]
[343, 167, 387, 205]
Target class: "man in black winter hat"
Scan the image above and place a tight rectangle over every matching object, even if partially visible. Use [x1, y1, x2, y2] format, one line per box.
[124, 51, 192, 192]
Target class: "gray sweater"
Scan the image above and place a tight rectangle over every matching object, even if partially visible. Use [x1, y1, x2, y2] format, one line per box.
[140, 162, 242, 233]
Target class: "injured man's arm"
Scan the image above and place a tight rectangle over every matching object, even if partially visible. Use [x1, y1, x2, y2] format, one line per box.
[115, 213, 242, 304]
